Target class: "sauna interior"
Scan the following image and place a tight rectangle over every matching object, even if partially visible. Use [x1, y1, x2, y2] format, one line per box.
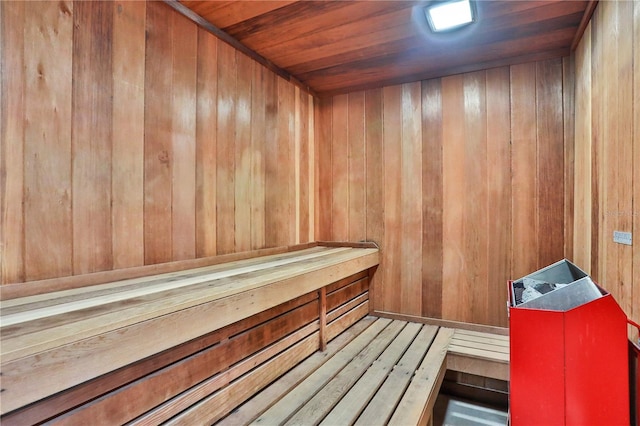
[1, 1, 639, 425]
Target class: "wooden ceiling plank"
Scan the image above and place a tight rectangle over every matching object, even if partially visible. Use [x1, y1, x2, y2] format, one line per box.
[180, 1, 298, 29]
[260, 7, 416, 63]
[176, 0, 590, 95]
[227, 1, 415, 48]
[287, 10, 585, 76]
[305, 27, 576, 93]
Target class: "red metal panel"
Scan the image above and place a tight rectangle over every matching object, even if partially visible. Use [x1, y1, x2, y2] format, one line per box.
[564, 295, 630, 425]
[510, 307, 566, 425]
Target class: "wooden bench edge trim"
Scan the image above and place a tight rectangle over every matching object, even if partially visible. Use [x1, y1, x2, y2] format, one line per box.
[373, 311, 509, 336]
[446, 353, 510, 381]
[0, 242, 321, 300]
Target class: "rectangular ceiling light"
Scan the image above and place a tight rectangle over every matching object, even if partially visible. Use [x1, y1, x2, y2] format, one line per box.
[425, 0, 475, 33]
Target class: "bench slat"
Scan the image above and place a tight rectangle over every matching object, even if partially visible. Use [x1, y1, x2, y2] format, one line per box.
[250, 317, 392, 425]
[448, 344, 510, 363]
[320, 322, 423, 425]
[388, 327, 454, 426]
[450, 338, 510, 354]
[354, 324, 440, 426]
[217, 316, 378, 426]
[284, 320, 407, 425]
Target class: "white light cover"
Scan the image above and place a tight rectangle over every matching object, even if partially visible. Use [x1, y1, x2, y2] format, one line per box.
[426, 0, 474, 32]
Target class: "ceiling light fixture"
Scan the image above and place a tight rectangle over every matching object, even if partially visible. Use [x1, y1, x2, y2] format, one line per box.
[425, 0, 476, 33]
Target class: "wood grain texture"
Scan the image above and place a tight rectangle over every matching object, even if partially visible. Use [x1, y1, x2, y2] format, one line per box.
[421, 79, 443, 319]
[400, 82, 422, 316]
[633, 0, 640, 341]
[112, 1, 146, 269]
[382, 85, 402, 314]
[250, 62, 266, 250]
[170, 11, 197, 260]
[510, 62, 538, 279]
[485, 67, 511, 328]
[318, 61, 569, 327]
[573, 22, 592, 271]
[72, 1, 114, 275]
[23, 1, 74, 281]
[331, 94, 349, 241]
[3, 1, 314, 297]
[1, 1, 25, 283]
[572, 0, 638, 333]
[144, 1, 173, 264]
[364, 88, 384, 309]
[195, 28, 218, 257]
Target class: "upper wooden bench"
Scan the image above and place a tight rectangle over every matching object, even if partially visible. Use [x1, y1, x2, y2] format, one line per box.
[0, 243, 379, 417]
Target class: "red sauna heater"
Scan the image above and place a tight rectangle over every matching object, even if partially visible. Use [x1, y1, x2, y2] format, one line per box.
[509, 260, 630, 425]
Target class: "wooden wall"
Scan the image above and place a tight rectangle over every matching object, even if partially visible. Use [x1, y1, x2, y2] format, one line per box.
[1, 1, 314, 285]
[573, 0, 639, 334]
[316, 58, 573, 327]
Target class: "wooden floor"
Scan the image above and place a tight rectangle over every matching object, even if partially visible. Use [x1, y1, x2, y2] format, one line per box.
[219, 317, 454, 426]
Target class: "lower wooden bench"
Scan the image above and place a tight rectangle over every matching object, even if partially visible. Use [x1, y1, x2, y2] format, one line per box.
[447, 328, 510, 381]
[218, 317, 450, 426]
[219, 318, 510, 426]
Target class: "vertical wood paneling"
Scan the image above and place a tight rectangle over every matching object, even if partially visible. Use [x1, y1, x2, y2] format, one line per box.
[315, 97, 332, 241]
[250, 63, 265, 250]
[170, 12, 197, 260]
[614, 0, 633, 321]
[510, 63, 538, 279]
[280, 78, 295, 246]
[562, 56, 575, 262]
[382, 85, 402, 314]
[72, 1, 114, 275]
[319, 61, 569, 327]
[590, 4, 603, 280]
[297, 88, 310, 243]
[215, 41, 236, 255]
[23, 1, 74, 280]
[263, 70, 279, 247]
[536, 59, 565, 267]
[633, 0, 640, 337]
[3, 1, 314, 288]
[573, 0, 639, 334]
[144, 2, 173, 264]
[464, 72, 488, 325]
[112, 1, 145, 269]
[234, 51, 253, 252]
[400, 82, 422, 316]
[348, 92, 366, 242]
[364, 88, 384, 308]
[331, 94, 349, 241]
[1, 1, 25, 283]
[280, 78, 296, 246]
[442, 74, 466, 321]
[421, 79, 443, 319]
[573, 23, 591, 271]
[195, 29, 218, 257]
[485, 67, 511, 328]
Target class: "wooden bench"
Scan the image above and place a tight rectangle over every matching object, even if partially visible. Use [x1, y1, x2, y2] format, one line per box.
[219, 318, 510, 426]
[0, 243, 379, 424]
[447, 328, 510, 381]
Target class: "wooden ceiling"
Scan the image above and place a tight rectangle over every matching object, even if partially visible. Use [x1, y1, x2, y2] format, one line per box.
[175, 0, 594, 96]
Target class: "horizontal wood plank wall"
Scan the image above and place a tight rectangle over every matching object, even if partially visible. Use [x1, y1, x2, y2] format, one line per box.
[0, 1, 314, 285]
[316, 59, 570, 327]
[573, 0, 639, 337]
